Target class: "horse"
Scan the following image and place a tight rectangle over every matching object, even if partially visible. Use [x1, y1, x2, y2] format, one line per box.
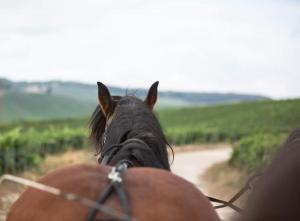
[7, 82, 219, 221]
[237, 129, 300, 221]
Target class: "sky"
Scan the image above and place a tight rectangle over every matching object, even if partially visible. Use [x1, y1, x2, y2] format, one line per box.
[0, 0, 299, 99]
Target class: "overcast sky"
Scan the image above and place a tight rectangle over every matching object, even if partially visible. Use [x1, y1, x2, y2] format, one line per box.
[0, 0, 299, 98]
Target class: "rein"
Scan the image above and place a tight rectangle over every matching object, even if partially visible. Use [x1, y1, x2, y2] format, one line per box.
[206, 173, 262, 213]
[0, 162, 262, 220]
[86, 162, 132, 221]
[87, 138, 148, 221]
[0, 174, 134, 221]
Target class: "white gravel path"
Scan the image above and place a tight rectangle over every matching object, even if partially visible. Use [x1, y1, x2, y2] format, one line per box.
[171, 146, 234, 221]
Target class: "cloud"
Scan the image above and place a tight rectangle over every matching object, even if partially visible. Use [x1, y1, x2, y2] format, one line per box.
[0, 0, 299, 98]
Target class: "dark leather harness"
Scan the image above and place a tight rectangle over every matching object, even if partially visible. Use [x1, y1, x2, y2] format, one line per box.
[86, 138, 153, 221]
[86, 161, 132, 221]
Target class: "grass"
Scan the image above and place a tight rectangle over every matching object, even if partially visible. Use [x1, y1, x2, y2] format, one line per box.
[201, 162, 246, 199]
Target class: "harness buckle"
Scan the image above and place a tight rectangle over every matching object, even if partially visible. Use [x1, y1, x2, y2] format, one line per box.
[108, 167, 122, 183]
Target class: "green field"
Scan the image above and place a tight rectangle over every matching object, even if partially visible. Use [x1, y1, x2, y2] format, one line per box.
[158, 99, 300, 172]
[158, 99, 300, 143]
[0, 98, 299, 175]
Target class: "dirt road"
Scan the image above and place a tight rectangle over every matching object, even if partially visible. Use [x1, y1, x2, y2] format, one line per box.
[171, 145, 233, 220]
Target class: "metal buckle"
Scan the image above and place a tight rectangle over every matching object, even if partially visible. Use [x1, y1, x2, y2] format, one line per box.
[108, 167, 122, 183]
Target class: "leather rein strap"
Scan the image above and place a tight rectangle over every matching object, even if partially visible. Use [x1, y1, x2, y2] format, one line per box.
[87, 138, 156, 221]
[207, 173, 262, 213]
[86, 162, 132, 221]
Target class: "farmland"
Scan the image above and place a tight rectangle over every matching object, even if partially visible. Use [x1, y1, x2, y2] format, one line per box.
[159, 98, 300, 172]
[0, 98, 299, 175]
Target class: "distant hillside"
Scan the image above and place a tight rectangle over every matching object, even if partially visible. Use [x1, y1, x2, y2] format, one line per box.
[0, 78, 269, 104]
[0, 78, 270, 123]
[0, 92, 95, 123]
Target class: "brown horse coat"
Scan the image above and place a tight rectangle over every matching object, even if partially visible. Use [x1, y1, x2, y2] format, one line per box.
[7, 164, 219, 221]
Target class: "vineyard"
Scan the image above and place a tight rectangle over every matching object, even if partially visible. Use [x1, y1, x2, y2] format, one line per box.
[0, 127, 86, 174]
[159, 98, 300, 172]
[0, 98, 299, 175]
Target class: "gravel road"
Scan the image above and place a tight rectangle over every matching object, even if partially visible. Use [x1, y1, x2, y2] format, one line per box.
[171, 145, 233, 220]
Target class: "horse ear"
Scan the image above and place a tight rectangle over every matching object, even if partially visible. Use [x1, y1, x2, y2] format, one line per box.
[97, 82, 113, 118]
[144, 81, 159, 110]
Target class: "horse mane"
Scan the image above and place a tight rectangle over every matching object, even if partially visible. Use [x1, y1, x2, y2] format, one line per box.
[89, 96, 122, 150]
[89, 95, 173, 170]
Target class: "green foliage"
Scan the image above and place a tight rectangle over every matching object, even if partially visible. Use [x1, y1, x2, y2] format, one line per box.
[165, 127, 230, 145]
[229, 133, 287, 173]
[157, 99, 300, 144]
[0, 118, 88, 132]
[0, 126, 86, 175]
[158, 99, 300, 172]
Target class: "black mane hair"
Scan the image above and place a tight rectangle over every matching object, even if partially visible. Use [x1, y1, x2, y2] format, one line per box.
[89, 96, 121, 150]
[89, 95, 172, 170]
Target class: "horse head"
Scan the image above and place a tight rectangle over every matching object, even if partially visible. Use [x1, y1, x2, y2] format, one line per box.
[89, 82, 172, 170]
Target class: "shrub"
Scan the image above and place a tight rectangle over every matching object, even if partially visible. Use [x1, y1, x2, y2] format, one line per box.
[230, 133, 288, 173]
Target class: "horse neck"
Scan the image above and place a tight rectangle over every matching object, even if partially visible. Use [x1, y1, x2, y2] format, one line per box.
[126, 130, 170, 170]
[102, 127, 170, 170]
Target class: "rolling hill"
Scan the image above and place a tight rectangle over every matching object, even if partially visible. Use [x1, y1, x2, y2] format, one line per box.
[0, 93, 95, 123]
[0, 78, 269, 123]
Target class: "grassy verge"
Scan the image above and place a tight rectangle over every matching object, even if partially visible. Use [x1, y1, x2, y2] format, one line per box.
[230, 133, 288, 173]
[201, 162, 248, 204]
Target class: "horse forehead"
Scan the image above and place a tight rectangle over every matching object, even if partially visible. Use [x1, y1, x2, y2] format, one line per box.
[117, 96, 143, 108]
